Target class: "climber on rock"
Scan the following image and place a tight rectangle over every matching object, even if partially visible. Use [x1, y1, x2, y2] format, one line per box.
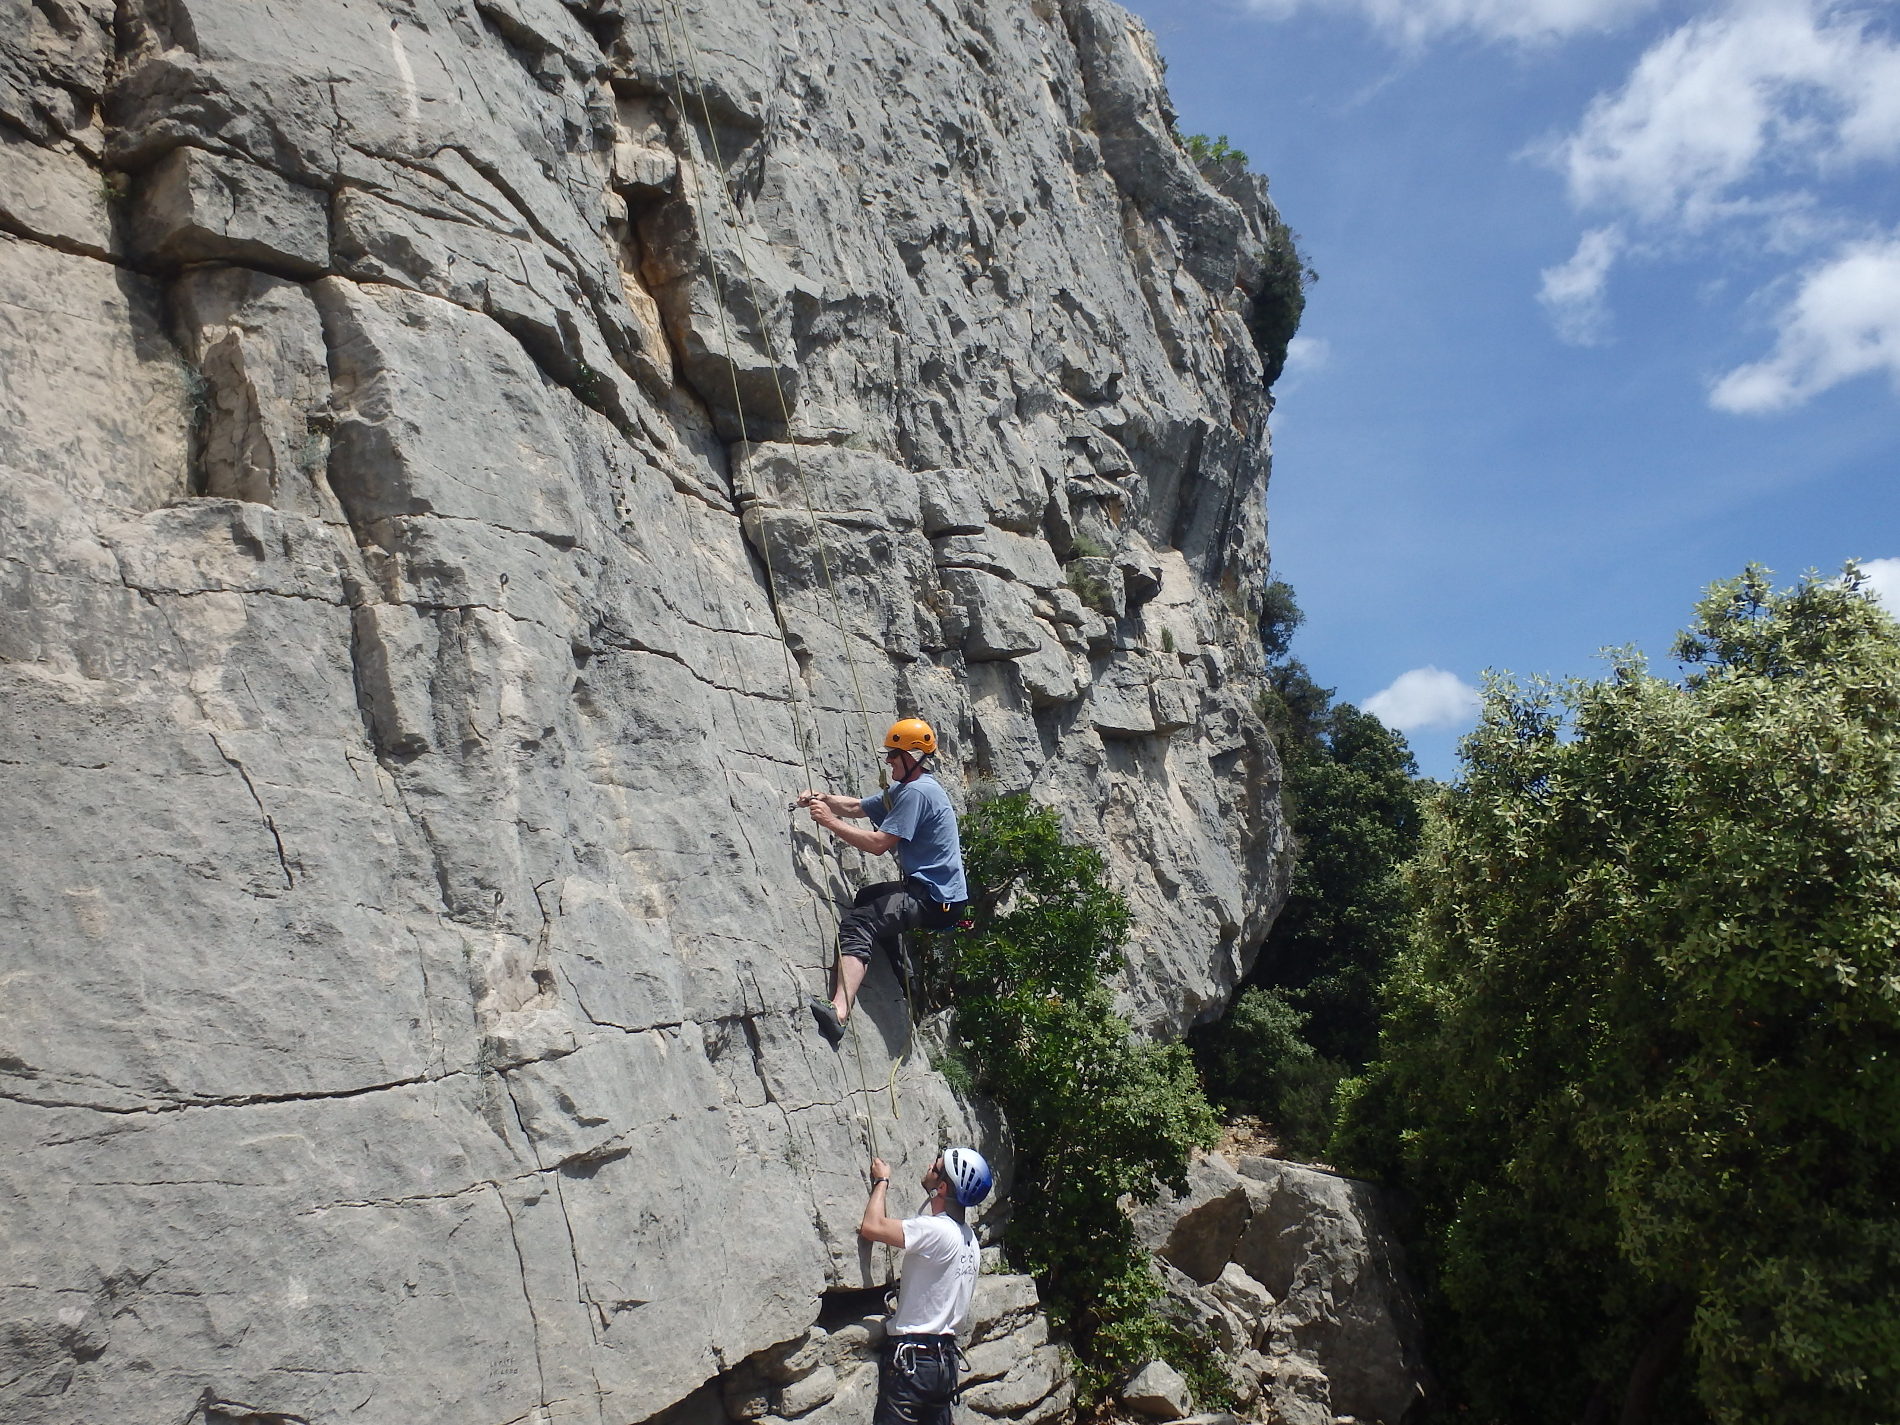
[798, 718, 968, 1047]
[859, 1146, 992, 1425]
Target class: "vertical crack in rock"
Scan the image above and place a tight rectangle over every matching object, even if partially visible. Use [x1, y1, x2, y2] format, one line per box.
[738, 1012, 776, 1107]
[502, 1077, 611, 1418]
[206, 730, 295, 889]
[557, 1165, 612, 1417]
[494, 1180, 556, 1416]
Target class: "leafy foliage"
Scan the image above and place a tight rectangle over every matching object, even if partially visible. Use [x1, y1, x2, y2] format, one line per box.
[1269, 702, 1424, 1064]
[1248, 218, 1313, 390]
[1257, 577, 1304, 660]
[1192, 986, 1342, 1156]
[1257, 655, 1333, 747]
[938, 795, 1219, 1397]
[1336, 566, 1900, 1425]
[1181, 131, 1249, 167]
[1194, 581, 1421, 1151]
[1063, 559, 1116, 613]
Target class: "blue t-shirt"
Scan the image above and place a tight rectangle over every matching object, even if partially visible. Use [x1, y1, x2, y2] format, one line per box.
[860, 773, 968, 904]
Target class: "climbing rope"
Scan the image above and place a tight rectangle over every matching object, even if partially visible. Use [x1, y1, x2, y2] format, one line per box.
[648, 0, 911, 1165]
[645, 3, 819, 797]
[650, 0, 885, 794]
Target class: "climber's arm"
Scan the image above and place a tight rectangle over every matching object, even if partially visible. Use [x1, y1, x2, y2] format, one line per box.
[859, 1158, 907, 1247]
[810, 800, 900, 855]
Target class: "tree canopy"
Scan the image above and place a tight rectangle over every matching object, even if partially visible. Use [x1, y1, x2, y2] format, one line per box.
[1267, 698, 1423, 1065]
[1337, 567, 1900, 1424]
[1195, 579, 1423, 1152]
[942, 795, 1217, 1396]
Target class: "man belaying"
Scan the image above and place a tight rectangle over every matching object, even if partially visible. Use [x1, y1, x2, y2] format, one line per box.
[798, 718, 968, 1047]
[858, 1146, 993, 1425]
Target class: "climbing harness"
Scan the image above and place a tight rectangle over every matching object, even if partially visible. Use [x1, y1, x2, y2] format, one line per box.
[880, 1333, 969, 1411]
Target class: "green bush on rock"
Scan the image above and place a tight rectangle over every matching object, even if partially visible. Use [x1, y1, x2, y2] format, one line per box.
[930, 794, 1219, 1399]
[1248, 218, 1312, 390]
[1337, 566, 1900, 1425]
[1181, 131, 1249, 167]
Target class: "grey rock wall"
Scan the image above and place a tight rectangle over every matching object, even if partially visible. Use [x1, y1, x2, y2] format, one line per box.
[1134, 1154, 1433, 1425]
[693, 1270, 1071, 1425]
[0, 0, 1290, 1421]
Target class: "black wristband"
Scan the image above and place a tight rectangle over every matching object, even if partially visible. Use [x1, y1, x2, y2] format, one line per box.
[871, 1178, 889, 1187]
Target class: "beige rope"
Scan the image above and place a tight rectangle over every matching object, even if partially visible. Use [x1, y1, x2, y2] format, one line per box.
[653, 0, 885, 793]
[649, 0, 904, 1169]
[646, 0, 820, 796]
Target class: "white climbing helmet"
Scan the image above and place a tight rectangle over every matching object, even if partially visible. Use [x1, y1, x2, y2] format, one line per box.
[940, 1146, 993, 1207]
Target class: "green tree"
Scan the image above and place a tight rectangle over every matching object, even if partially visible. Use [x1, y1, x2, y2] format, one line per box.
[1337, 566, 1900, 1425]
[1257, 577, 1304, 659]
[940, 795, 1219, 1394]
[1192, 696, 1420, 1149]
[1269, 701, 1423, 1064]
[1195, 584, 1421, 1152]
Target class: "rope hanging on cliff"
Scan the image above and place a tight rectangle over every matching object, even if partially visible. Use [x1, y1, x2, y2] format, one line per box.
[649, 0, 910, 1155]
[649, 2, 885, 797]
[645, 9, 817, 796]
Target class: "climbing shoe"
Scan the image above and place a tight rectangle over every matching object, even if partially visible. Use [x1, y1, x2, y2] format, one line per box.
[810, 997, 846, 1048]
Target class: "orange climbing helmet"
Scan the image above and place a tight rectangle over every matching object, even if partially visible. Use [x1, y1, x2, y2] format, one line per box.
[883, 718, 938, 755]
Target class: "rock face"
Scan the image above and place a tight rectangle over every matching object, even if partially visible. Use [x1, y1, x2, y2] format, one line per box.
[1135, 1154, 1433, 1425]
[689, 1270, 1071, 1425]
[1122, 1359, 1194, 1420]
[0, 1, 1290, 1422]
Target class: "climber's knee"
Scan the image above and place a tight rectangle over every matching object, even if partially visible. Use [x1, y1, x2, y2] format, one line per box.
[838, 901, 883, 963]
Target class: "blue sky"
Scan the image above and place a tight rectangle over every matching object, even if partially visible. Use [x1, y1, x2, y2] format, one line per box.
[1122, 0, 1900, 778]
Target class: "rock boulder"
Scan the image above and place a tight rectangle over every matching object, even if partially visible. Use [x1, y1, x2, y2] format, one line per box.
[1139, 1153, 1432, 1425]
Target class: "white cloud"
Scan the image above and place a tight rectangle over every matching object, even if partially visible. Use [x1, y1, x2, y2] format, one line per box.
[1553, 1, 1900, 232]
[1363, 667, 1484, 732]
[1273, 335, 1332, 398]
[1709, 236, 1900, 411]
[1539, 225, 1624, 344]
[1539, 0, 1900, 409]
[1240, 0, 1661, 46]
[1284, 334, 1332, 372]
[1860, 558, 1900, 614]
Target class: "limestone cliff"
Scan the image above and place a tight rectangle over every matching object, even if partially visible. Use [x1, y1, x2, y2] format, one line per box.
[0, 0, 1290, 1420]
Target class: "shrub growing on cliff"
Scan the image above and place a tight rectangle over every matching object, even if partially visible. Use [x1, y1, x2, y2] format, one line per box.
[1181, 131, 1249, 167]
[1337, 567, 1900, 1425]
[1257, 577, 1303, 659]
[1249, 219, 1313, 390]
[1177, 137, 1311, 390]
[934, 794, 1218, 1396]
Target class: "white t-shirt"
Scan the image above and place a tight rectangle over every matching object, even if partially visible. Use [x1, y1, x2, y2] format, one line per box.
[886, 1213, 980, 1336]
